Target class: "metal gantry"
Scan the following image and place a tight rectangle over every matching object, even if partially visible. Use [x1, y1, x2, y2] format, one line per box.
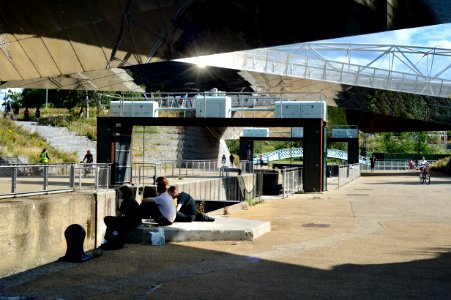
[177, 42, 451, 98]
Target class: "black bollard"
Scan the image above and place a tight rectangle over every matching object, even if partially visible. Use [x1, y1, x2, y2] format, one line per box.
[58, 224, 92, 263]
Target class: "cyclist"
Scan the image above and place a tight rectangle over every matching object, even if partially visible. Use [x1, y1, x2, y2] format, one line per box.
[418, 157, 429, 178]
[81, 150, 93, 164]
[81, 150, 93, 176]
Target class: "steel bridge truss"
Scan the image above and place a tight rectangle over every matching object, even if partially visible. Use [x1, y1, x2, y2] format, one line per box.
[178, 42, 451, 98]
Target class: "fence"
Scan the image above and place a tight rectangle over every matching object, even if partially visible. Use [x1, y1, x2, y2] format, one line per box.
[360, 160, 410, 171]
[254, 167, 303, 199]
[282, 167, 303, 198]
[131, 160, 253, 185]
[0, 163, 111, 199]
[337, 163, 360, 189]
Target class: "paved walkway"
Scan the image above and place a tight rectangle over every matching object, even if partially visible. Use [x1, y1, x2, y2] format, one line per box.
[1, 171, 451, 299]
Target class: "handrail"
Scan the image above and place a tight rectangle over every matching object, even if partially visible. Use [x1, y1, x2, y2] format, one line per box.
[253, 148, 367, 163]
[0, 163, 111, 199]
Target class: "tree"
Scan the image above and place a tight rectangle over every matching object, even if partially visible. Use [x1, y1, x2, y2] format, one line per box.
[5, 89, 23, 108]
[21, 89, 98, 109]
[413, 132, 431, 154]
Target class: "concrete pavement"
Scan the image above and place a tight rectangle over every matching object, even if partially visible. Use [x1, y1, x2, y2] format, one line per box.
[1, 171, 451, 299]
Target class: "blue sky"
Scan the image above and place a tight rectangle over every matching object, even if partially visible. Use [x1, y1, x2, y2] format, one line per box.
[326, 23, 451, 48]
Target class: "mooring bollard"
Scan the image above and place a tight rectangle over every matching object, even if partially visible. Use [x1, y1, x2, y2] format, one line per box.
[58, 224, 92, 263]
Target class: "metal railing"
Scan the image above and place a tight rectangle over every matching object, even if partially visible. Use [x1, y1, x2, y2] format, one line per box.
[337, 163, 360, 189]
[131, 160, 254, 185]
[0, 163, 111, 199]
[360, 160, 410, 171]
[282, 167, 303, 198]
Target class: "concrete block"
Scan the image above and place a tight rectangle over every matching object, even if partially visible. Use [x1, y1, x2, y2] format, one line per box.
[126, 217, 271, 243]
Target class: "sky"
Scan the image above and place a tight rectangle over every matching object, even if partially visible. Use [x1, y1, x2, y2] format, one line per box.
[325, 23, 451, 48]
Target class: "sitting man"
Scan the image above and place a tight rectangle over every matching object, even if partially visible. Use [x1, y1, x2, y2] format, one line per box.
[101, 185, 142, 250]
[168, 185, 215, 222]
[140, 182, 176, 226]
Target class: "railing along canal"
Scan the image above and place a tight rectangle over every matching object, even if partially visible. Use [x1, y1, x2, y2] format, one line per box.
[0, 163, 111, 199]
[337, 163, 360, 189]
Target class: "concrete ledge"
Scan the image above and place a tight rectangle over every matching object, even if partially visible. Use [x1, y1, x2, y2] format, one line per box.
[127, 217, 271, 243]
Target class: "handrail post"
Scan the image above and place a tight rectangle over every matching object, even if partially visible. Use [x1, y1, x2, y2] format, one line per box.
[11, 167, 17, 194]
[43, 165, 48, 191]
[69, 164, 75, 188]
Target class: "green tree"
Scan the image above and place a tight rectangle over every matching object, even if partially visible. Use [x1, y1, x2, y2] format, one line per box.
[413, 132, 430, 154]
[21, 89, 98, 109]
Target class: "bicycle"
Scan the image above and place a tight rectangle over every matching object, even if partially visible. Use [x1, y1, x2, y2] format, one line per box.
[80, 162, 93, 177]
[419, 165, 431, 185]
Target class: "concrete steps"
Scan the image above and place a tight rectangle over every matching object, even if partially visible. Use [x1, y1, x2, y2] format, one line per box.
[15, 121, 97, 162]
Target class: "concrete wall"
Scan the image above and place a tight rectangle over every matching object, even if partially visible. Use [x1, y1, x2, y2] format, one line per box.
[0, 175, 249, 278]
[0, 190, 116, 279]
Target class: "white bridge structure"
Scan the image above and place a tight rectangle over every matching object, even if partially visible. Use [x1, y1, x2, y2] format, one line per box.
[179, 42, 451, 98]
[254, 148, 367, 164]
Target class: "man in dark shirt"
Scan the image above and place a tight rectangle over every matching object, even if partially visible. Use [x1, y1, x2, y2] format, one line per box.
[101, 185, 141, 250]
[168, 186, 214, 222]
[82, 150, 93, 163]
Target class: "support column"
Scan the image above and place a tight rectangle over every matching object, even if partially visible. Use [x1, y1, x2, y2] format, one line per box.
[347, 139, 359, 164]
[239, 137, 254, 172]
[303, 120, 325, 192]
[97, 118, 133, 185]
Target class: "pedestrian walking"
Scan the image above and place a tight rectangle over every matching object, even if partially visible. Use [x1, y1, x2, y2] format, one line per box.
[370, 155, 376, 172]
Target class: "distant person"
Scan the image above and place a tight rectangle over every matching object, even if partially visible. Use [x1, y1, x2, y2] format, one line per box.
[221, 154, 227, 166]
[370, 155, 376, 172]
[229, 154, 235, 167]
[259, 155, 264, 168]
[13, 106, 19, 120]
[81, 149, 94, 176]
[409, 159, 414, 170]
[5, 101, 11, 114]
[39, 148, 49, 163]
[23, 107, 30, 121]
[140, 182, 176, 226]
[35, 107, 41, 122]
[81, 150, 93, 163]
[168, 186, 215, 222]
[101, 185, 142, 251]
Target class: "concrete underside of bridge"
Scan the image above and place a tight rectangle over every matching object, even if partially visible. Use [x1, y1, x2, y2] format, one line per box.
[0, 0, 449, 89]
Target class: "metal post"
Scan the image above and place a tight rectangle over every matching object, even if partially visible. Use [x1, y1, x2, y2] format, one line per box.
[282, 168, 286, 199]
[69, 164, 75, 188]
[95, 167, 99, 193]
[86, 95, 89, 119]
[43, 166, 48, 191]
[11, 167, 17, 194]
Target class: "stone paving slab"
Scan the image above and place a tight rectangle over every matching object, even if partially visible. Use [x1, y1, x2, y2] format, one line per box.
[127, 217, 271, 243]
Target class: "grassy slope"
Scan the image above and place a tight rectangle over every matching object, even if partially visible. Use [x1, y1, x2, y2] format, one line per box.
[0, 114, 79, 163]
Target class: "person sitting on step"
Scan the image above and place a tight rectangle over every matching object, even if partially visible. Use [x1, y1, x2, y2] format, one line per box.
[168, 185, 215, 222]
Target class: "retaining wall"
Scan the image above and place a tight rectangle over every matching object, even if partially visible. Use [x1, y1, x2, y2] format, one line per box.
[0, 190, 116, 278]
[0, 174, 254, 278]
